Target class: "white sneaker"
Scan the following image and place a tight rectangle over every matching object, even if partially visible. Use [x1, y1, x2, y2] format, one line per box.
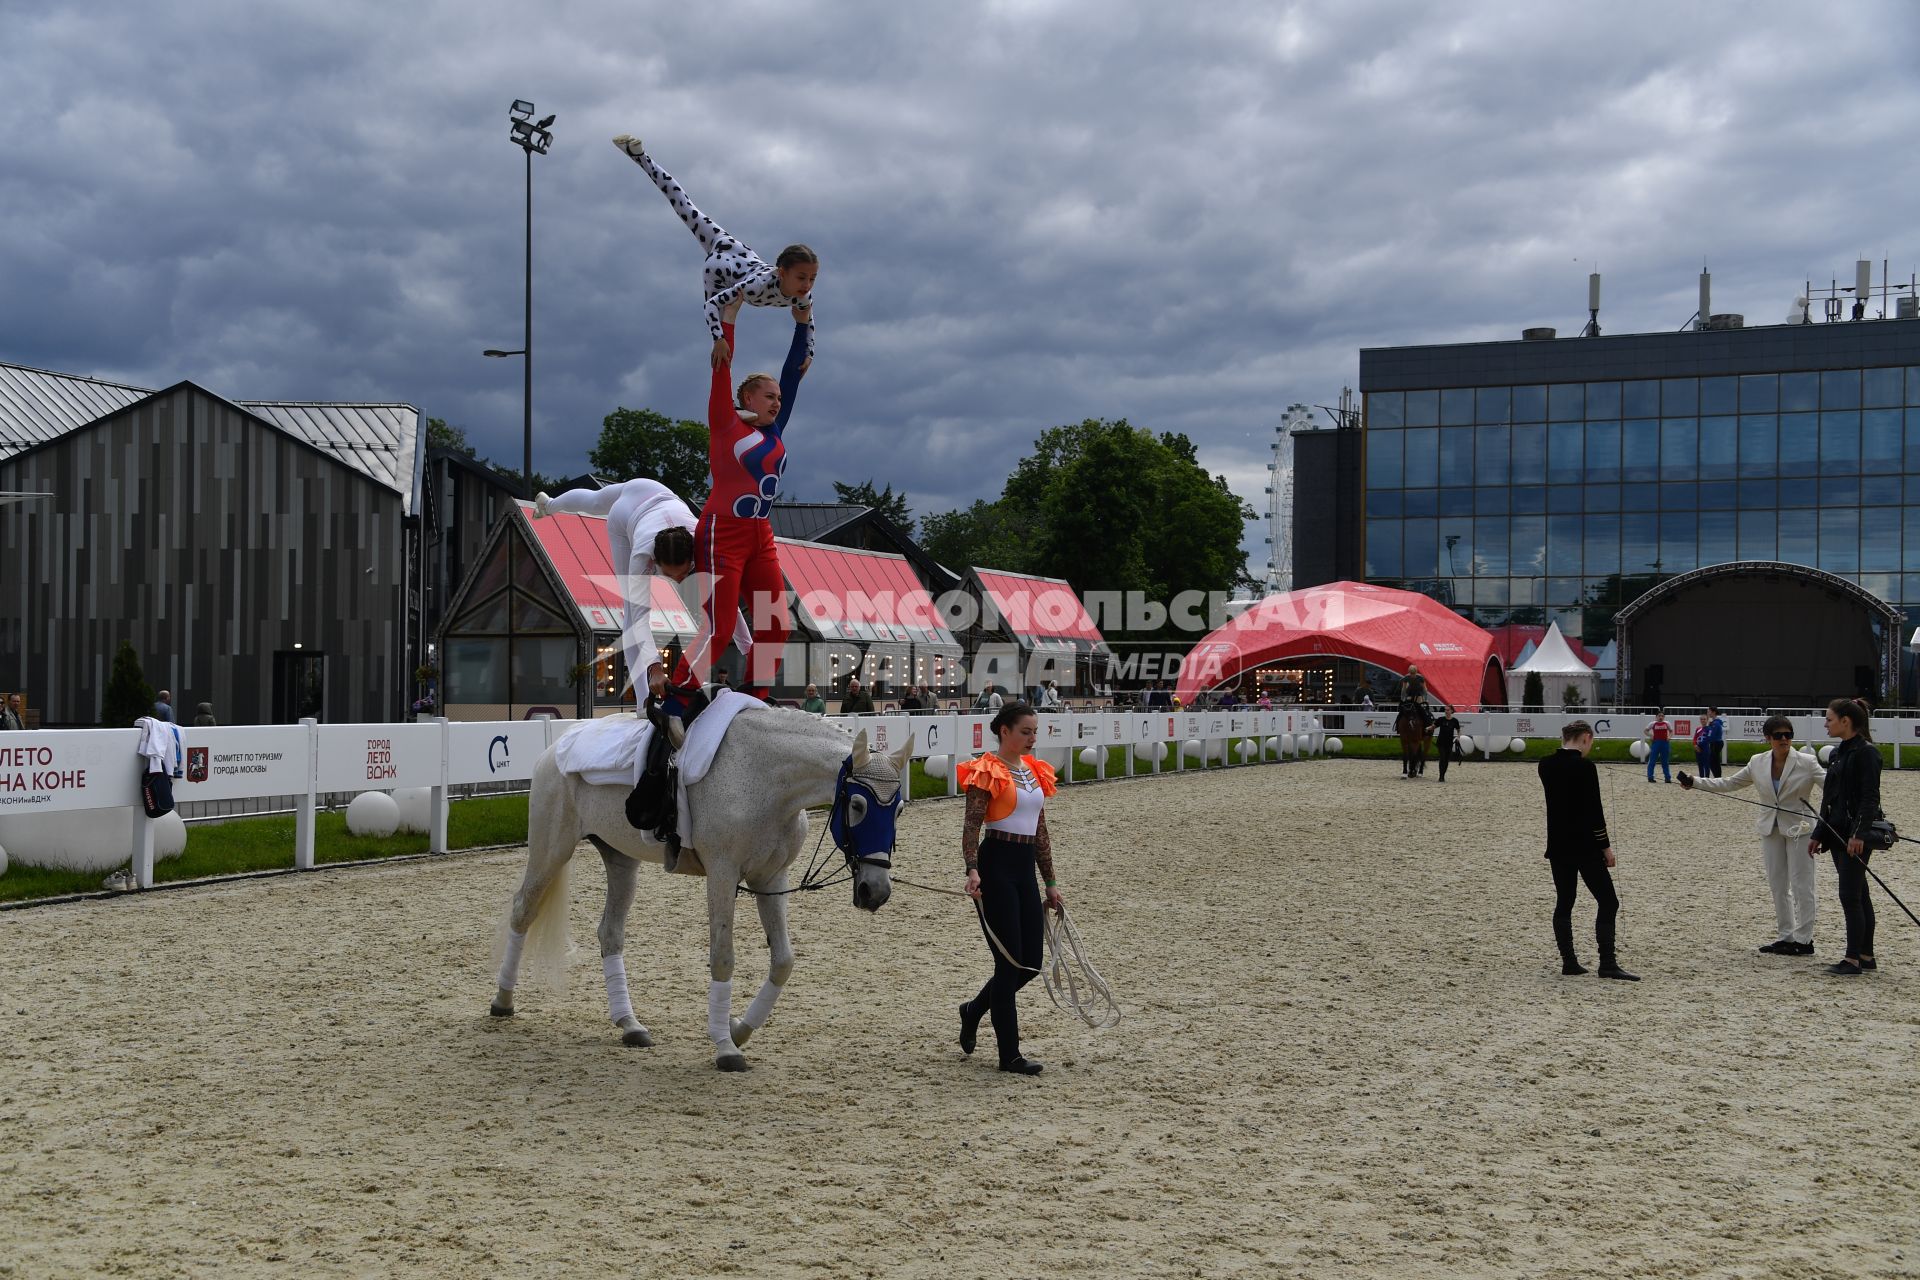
[612, 134, 645, 158]
[534, 491, 551, 518]
[102, 869, 136, 893]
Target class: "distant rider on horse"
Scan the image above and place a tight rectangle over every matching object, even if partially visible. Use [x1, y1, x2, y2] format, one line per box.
[1398, 665, 1432, 728]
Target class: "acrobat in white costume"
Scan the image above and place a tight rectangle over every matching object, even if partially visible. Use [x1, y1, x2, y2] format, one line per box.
[537, 478, 752, 693]
[613, 136, 817, 364]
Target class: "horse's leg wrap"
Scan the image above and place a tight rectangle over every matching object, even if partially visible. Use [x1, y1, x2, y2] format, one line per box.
[497, 928, 528, 992]
[707, 979, 734, 1046]
[603, 953, 635, 1025]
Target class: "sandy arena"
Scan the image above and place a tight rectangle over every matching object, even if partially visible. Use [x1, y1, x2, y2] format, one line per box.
[3, 755, 1917, 1278]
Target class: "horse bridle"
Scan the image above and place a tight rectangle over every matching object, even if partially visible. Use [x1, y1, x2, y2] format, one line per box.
[827, 756, 901, 871]
[739, 753, 902, 897]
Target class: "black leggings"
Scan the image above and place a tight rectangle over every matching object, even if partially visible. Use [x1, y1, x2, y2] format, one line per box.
[1551, 857, 1619, 961]
[1831, 847, 1876, 958]
[966, 838, 1044, 1065]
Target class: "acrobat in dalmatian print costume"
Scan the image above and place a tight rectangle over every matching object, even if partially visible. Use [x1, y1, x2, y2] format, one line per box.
[614, 137, 816, 363]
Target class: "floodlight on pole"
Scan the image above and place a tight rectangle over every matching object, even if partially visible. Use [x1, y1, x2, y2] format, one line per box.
[487, 97, 555, 497]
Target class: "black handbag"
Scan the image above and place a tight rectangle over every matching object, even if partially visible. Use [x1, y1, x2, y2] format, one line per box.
[140, 767, 175, 819]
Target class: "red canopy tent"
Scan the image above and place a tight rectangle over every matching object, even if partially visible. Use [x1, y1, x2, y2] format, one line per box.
[1174, 581, 1505, 710]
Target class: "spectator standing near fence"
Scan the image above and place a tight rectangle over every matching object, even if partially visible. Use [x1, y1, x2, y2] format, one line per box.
[1646, 711, 1673, 784]
[153, 690, 175, 722]
[0, 693, 22, 731]
[192, 702, 218, 728]
[800, 683, 826, 714]
[1702, 708, 1726, 778]
[841, 676, 875, 715]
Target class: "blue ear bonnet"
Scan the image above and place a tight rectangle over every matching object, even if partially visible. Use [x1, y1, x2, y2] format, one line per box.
[829, 756, 902, 867]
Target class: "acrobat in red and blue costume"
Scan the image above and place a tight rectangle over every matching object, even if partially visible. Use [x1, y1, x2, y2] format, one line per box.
[669, 318, 809, 697]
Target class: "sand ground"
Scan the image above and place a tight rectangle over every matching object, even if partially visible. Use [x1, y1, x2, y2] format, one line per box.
[3, 756, 1917, 1279]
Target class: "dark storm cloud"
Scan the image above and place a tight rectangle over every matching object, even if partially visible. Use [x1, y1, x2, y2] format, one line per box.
[5, 1, 1918, 569]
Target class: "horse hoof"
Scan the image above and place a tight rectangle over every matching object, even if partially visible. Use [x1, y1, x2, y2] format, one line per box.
[488, 1003, 514, 1018]
[729, 1018, 753, 1047]
[716, 1052, 751, 1072]
[621, 1026, 654, 1048]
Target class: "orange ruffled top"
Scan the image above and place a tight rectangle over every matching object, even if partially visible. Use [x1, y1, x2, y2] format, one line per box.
[955, 753, 1058, 821]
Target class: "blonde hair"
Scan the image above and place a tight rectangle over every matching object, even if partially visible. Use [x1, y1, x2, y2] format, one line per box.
[736, 372, 777, 406]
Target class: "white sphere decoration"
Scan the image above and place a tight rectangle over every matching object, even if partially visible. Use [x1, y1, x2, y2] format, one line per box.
[0, 809, 137, 873]
[346, 791, 400, 838]
[1235, 739, 1255, 762]
[1818, 744, 1835, 765]
[1208, 740, 1226, 763]
[1182, 739, 1205, 762]
[152, 811, 187, 861]
[1326, 736, 1344, 754]
[923, 755, 950, 780]
[1263, 736, 1280, 757]
[0, 842, 8, 877]
[1511, 737, 1528, 753]
[1079, 747, 1101, 767]
[1140, 741, 1167, 764]
[1629, 740, 1649, 760]
[1459, 734, 1476, 754]
[392, 787, 433, 835]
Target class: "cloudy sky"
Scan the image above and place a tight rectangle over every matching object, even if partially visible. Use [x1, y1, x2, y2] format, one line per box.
[5, 1, 1917, 570]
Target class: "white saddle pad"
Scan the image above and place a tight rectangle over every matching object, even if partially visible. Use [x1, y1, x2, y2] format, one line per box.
[550, 691, 766, 850]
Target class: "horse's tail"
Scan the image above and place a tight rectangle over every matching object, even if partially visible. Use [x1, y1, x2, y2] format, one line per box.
[495, 751, 576, 994]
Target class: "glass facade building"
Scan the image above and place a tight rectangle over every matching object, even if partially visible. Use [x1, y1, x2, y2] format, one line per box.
[1355, 323, 1920, 650]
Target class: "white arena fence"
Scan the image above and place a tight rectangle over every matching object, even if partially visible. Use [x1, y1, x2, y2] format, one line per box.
[0, 710, 1329, 890]
[1310, 706, 1920, 758]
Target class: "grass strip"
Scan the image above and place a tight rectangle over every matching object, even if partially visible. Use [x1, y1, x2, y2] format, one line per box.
[0, 794, 533, 905]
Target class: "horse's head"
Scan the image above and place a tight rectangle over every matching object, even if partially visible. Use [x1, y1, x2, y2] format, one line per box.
[832, 728, 913, 912]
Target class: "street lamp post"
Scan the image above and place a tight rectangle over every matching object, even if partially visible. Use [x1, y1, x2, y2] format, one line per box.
[485, 100, 554, 498]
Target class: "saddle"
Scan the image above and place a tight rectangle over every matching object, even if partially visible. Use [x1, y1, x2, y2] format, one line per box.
[625, 687, 710, 872]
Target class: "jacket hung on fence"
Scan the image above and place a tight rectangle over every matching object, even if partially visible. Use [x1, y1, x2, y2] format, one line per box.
[1692, 748, 1822, 837]
[1818, 735, 1883, 849]
[1537, 748, 1611, 862]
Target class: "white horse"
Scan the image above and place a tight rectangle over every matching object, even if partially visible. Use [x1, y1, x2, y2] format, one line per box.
[490, 706, 911, 1070]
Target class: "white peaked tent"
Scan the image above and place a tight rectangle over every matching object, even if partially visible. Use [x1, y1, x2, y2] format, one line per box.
[1507, 622, 1600, 709]
[1591, 639, 1618, 699]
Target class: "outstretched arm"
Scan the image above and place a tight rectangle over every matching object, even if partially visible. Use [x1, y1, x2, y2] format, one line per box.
[770, 318, 812, 432]
[1690, 759, 1754, 794]
[709, 322, 736, 427]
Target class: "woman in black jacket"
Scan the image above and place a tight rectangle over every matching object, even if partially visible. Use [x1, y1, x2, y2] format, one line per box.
[1816, 698, 1882, 976]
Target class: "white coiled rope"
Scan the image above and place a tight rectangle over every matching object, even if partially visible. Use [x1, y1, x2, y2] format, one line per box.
[893, 876, 1122, 1029]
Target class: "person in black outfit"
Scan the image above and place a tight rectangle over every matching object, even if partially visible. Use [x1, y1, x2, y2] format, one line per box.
[1434, 707, 1463, 782]
[1816, 698, 1882, 976]
[1538, 720, 1638, 980]
[955, 703, 1064, 1076]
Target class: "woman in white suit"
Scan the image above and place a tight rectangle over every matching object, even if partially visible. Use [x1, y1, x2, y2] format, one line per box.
[1680, 715, 1821, 955]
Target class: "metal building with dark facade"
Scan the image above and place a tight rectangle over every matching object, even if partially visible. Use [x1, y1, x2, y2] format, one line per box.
[0, 361, 424, 726]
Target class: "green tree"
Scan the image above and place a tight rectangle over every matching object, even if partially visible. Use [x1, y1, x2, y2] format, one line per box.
[1562, 683, 1584, 712]
[588, 407, 710, 507]
[1010, 418, 1255, 639]
[101, 640, 156, 728]
[425, 417, 477, 458]
[831, 480, 915, 535]
[1523, 670, 1545, 713]
[918, 498, 1038, 575]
